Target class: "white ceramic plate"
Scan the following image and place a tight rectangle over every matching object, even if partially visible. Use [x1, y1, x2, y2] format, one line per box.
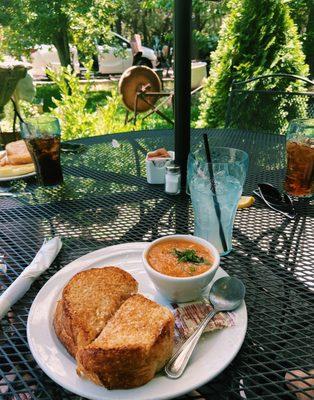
[27, 242, 247, 400]
[0, 171, 36, 182]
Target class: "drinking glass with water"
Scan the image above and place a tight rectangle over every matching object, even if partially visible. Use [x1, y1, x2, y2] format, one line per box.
[188, 147, 248, 256]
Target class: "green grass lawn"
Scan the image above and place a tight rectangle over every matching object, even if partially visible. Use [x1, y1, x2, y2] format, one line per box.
[35, 84, 201, 137]
[1, 85, 199, 140]
[1, 84, 201, 142]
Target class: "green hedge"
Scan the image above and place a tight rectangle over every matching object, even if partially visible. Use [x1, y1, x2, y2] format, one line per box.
[35, 85, 61, 112]
[35, 85, 111, 113]
[198, 0, 309, 128]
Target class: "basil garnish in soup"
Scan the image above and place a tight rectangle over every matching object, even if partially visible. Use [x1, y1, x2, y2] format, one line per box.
[173, 249, 207, 264]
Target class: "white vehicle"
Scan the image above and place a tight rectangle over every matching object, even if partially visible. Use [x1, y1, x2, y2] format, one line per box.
[97, 33, 157, 75]
[26, 45, 80, 77]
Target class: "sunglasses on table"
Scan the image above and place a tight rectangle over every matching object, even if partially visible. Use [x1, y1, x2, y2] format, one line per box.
[253, 183, 296, 219]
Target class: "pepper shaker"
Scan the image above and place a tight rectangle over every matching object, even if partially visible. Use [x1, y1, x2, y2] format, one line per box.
[165, 163, 181, 195]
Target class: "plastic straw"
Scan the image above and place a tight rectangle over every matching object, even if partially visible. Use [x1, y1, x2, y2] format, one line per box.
[203, 134, 228, 253]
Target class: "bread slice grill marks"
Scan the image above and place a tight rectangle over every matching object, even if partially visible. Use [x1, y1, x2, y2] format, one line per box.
[77, 294, 175, 389]
[53, 267, 138, 358]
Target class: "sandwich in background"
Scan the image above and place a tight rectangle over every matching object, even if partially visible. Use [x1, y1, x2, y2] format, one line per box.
[0, 140, 35, 177]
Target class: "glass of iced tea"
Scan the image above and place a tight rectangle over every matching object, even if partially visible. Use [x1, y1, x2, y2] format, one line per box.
[284, 119, 314, 197]
[20, 115, 63, 186]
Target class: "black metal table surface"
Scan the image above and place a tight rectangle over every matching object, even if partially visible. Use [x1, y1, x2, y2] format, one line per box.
[0, 128, 313, 400]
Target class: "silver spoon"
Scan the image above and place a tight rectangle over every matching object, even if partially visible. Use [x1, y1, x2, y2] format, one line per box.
[0, 192, 17, 197]
[165, 276, 245, 379]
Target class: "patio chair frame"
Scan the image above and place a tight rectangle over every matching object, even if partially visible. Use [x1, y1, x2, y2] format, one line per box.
[225, 73, 314, 133]
[125, 84, 203, 126]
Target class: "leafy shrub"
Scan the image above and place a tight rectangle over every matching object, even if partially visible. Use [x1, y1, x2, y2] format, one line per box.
[198, 0, 309, 129]
[35, 84, 61, 112]
[93, 91, 142, 135]
[47, 63, 140, 140]
[1, 99, 40, 133]
[193, 31, 218, 63]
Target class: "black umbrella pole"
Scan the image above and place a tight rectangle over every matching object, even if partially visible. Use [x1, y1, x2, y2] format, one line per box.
[174, 0, 192, 186]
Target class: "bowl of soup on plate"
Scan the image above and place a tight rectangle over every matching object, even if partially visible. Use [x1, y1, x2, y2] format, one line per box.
[143, 235, 220, 302]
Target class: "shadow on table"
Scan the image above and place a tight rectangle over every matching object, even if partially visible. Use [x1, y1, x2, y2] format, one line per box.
[225, 203, 313, 399]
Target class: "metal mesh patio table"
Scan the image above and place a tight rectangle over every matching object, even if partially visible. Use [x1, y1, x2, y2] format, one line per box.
[0, 128, 313, 400]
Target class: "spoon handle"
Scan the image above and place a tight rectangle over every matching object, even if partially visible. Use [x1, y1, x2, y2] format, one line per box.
[0, 193, 17, 197]
[165, 309, 216, 379]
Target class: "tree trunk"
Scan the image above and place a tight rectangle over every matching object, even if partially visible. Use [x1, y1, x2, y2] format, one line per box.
[52, 21, 72, 94]
[192, 8, 203, 60]
[53, 25, 72, 68]
[115, 16, 122, 35]
[133, 16, 138, 34]
[142, 10, 149, 44]
[132, 3, 139, 34]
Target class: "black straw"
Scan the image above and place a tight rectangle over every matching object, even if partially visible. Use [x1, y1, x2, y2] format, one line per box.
[203, 134, 228, 253]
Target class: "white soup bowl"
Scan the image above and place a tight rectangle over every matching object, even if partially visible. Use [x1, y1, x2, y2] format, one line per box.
[142, 235, 220, 302]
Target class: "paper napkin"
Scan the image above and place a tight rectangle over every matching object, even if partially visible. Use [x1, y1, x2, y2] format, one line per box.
[0, 237, 62, 320]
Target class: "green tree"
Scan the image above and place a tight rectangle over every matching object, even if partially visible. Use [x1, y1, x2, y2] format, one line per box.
[113, 0, 225, 55]
[192, 0, 227, 61]
[113, 0, 173, 46]
[303, 0, 314, 77]
[0, 0, 117, 67]
[198, 0, 309, 128]
[0, 25, 6, 60]
[289, 0, 314, 77]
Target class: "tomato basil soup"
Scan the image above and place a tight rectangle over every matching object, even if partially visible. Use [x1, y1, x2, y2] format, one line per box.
[147, 239, 213, 277]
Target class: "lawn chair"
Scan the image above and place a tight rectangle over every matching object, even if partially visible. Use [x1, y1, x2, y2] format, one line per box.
[119, 65, 174, 125]
[225, 74, 314, 134]
[119, 65, 204, 125]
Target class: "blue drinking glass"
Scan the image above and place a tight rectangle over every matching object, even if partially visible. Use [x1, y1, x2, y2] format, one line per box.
[189, 147, 249, 256]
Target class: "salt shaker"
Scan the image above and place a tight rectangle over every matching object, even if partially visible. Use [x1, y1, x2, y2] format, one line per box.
[165, 163, 181, 195]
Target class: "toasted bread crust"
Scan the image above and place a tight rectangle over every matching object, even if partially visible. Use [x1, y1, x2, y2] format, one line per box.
[77, 294, 175, 389]
[53, 267, 138, 357]
[53, 300, 77, 357]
